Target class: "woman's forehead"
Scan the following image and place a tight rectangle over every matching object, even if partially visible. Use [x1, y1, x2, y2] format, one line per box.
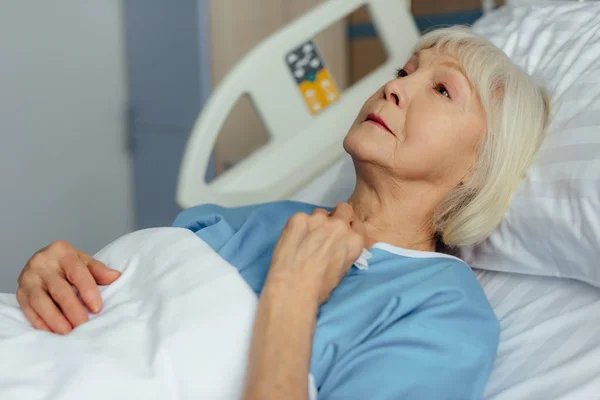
[411, 47, 460, 66]
[411, 48, 470, 88]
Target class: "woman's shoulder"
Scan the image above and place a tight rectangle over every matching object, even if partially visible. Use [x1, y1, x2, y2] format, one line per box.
[407, 257, 500, 350]
[394, 252, 496, 321]
[369, 247, 499, 344]
[319, 254, 499, 399]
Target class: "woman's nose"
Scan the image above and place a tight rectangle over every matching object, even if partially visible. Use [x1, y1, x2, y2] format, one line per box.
[383, 80, 407, 108]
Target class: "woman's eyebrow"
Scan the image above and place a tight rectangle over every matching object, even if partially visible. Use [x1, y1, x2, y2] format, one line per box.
[411, 50, 473, 97]
[439, 61, 473, 97]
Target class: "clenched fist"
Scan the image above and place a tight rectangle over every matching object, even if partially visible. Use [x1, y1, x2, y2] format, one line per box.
[266, 203, 366, 305]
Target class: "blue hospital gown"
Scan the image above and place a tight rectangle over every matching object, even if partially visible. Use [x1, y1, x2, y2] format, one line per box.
[172, 201, 499, 400]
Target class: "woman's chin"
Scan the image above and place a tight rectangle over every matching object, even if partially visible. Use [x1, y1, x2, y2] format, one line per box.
[347, 149, 390, 169]
[344, 136, 391, 163]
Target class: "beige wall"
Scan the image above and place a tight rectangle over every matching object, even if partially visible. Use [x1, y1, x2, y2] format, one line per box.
[0, 1, 133, 293]
[208, 0, 349, 174]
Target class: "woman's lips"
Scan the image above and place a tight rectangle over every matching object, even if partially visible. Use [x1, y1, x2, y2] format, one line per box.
[364, 113, 395, 136]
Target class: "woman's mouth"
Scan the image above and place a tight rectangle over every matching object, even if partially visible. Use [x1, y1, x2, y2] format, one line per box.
[364, 113, 395, 136]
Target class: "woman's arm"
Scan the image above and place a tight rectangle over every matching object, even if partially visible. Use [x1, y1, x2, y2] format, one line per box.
[242, 204, 364, 400]
[243, 282, 319, 400]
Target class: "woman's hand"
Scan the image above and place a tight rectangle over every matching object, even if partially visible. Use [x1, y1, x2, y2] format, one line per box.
[243, 203, 366, 399]
[16, 240, 121, 334]
[266, 203, 365, 305]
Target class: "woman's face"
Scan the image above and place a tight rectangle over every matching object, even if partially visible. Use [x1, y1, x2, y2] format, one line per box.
[343, 47, 486, 189]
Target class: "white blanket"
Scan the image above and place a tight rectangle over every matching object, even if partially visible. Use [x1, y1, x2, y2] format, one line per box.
[0, 228, 318, 399]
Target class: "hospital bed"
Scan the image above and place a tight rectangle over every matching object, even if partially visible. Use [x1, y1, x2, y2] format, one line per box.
[177, 0, 600, 398]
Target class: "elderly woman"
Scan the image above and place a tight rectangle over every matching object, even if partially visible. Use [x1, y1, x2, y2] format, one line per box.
[16, 27, 550, 399]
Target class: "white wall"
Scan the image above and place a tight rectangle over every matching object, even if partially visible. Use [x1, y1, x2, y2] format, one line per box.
[0, 1, 134, 293]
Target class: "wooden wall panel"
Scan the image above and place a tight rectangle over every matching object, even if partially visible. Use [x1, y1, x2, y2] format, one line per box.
[412, 0, 504, 15]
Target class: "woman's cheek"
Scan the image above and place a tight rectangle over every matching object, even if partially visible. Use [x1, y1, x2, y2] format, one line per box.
[410, 109, 444, 143]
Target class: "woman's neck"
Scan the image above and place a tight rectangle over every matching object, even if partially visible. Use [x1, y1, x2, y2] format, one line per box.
[347, 178, 442, 252]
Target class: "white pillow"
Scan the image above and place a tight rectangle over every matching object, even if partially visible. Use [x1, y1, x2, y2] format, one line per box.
[460, 2, 600, 288]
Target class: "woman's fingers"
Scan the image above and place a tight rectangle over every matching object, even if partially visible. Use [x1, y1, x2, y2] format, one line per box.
[346, 231, 365, 261]
[349, 215, 370, 243]
[46, 275, 89, 328]
[330, 203, 373, 248]
[308, 208, 329, 231]
[29, 288, 72, 335]
[269, 205, 367, 306]
[16, 240, 114, 332]
[311, 208, 329, 217]
[329, 203, 365, 264]
[61, 253, 103, 313]
[87, 258, 121, 286]
[329, 203, 354, 223]
[279, 212, 310, 248]
[16, 291, 51, 332]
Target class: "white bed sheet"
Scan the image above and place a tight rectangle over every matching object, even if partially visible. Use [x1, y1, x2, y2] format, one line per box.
[0, 228, 319, 400]
[291, 159, 600, 399]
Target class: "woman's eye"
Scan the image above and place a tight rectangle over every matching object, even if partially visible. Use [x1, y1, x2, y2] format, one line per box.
[395, 68, 408, 78]
[435, 84, 450, 98]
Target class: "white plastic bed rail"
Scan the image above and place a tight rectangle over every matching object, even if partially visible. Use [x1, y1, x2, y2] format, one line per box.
[177, 0, 419, 208]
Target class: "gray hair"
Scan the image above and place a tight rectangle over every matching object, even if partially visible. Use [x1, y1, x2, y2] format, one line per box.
[415, 26, 551, 246]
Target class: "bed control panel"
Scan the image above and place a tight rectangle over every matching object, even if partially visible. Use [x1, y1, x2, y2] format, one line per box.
[285, 40, 340, 115]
